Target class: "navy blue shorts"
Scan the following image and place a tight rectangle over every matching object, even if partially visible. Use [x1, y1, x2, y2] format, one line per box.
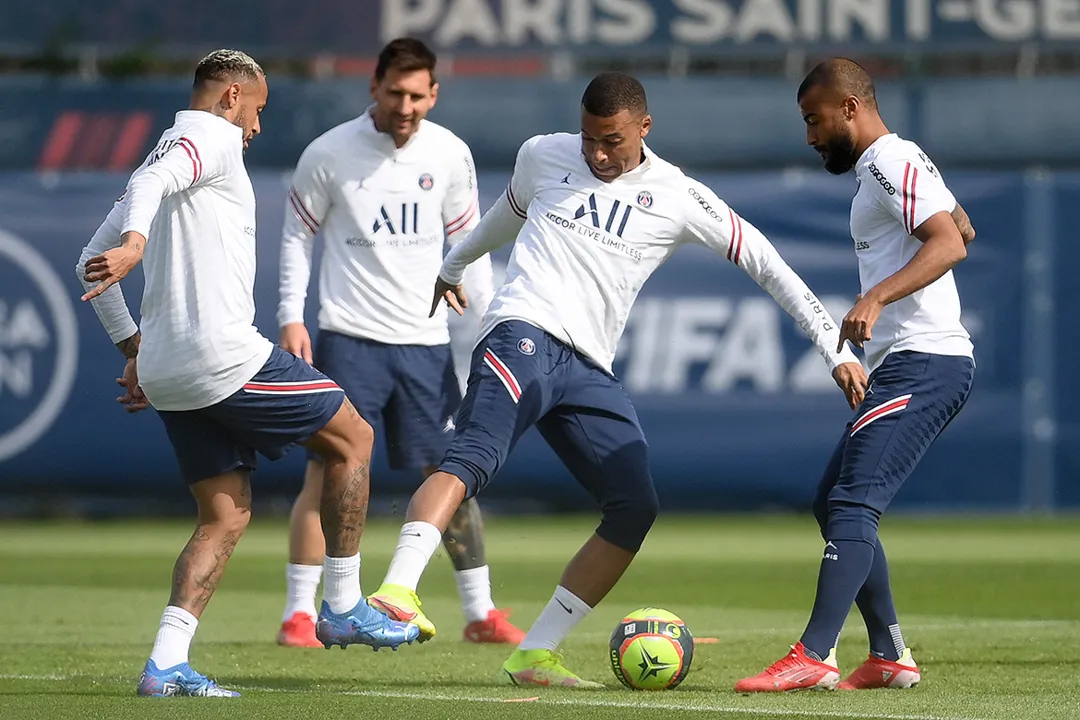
[813, 351, 975, 540]
[158, 346, 345, 485]
[310, 331, 461, 470]
[440, 320, 654, 519]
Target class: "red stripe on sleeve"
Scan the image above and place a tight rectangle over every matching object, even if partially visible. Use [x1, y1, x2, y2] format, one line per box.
[447, 203, 478, 236]
[506, 186, 526, 218]
[177, 137, 202, 182]
[445, 198, 477, 231]
[901, 162, 912, 235]
[733, 213, 744, 265]
[908, 167, 918, 234]
[726, 208, 736, 261]
[176, 141, 198, 185]
[289, 187, 320, 231]
[289, 193, 318, 235]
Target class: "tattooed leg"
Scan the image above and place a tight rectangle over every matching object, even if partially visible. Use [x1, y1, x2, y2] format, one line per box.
[305, 397, 374, 557]
[171, 471, 252, 617]
[433, 463, 488, 572]
[319, 457, 370, 557]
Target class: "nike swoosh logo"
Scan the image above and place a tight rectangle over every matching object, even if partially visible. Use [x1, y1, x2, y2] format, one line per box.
[555, 598, 573, 614]
[403, 532, 422, 537]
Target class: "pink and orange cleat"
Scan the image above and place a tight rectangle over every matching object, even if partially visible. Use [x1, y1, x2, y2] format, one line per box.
[463, 609, 526, 645]
[735, 642, 840, 692]
[838, 649, 920, 690]
[276, 612, 323, 648]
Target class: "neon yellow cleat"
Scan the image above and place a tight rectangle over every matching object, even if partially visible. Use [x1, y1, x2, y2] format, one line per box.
[367, 584, 436, 642]
[502, 648, 604, 689]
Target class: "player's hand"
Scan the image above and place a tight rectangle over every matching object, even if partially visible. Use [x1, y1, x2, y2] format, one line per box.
[430, 277, 468, 317]
[832, 361, 868, 410]
[279, 323, 313, 364]
[837, 293, 884, 353]
[116, 357, 150, 413]
[82, 243, 143, 301]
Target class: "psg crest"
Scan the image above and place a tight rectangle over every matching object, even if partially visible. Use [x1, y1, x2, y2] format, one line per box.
[517, 338, 536, 355]
[636, 191, 653, 208]
[418, 173, 434, 191]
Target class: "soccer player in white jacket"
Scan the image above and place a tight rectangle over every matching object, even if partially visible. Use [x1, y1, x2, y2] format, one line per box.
[737, 58, 976, 693]
[365, 72, 868, 687]
[76, 50, 418, 698]
[275, 38, 524, 648]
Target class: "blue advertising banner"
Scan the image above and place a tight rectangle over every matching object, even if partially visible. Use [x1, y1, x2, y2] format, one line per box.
[5, 0, 1078, 52]
[378, 0, 1080, 49]
[0, 169, 1071, 511]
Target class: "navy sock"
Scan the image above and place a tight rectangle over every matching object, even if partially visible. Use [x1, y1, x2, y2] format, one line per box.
[800, 538, 875, 661]
[855, 538, 904, 661]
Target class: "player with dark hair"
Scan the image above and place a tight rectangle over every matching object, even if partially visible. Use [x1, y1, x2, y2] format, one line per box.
[76, 49, 418, 698]
[275, 37, 524, 648]
[365, 71, 867, 687]
[736, 57, 975, 692]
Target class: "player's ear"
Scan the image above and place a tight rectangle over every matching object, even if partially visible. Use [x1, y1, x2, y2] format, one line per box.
[640, 113, 652, 139]
[429, 81, 439, 108]
[842, 96, 858, 121]
[231, 83, 244, 107]
[369, 76, 379, 100]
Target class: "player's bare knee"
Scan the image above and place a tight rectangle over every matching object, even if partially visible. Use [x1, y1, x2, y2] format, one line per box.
[198, 500, 251, 538]
[310, 399, 373, 467]
[190, 471, 252, 536]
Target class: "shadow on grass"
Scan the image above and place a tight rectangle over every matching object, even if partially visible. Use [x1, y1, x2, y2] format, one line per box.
[223, 674, 516, 692]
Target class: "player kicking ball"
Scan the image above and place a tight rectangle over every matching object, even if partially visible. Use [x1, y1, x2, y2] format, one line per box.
[77, 50, 418, 699]
[274, 38, 523, 648]
[736, 58, 976, 693]
[364, 71, 866, 688]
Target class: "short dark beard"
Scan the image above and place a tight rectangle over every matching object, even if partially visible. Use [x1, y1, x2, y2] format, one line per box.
[822, 127, 859, 175]
[230, 105, 250, 151]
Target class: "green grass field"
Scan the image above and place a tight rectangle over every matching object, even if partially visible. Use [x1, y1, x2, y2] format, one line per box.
[2, 514, 1079, 720]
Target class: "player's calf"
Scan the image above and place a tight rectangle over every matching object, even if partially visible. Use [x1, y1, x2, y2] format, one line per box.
[140, 471, 251, 696]
[305, 397, 375, 558]
[170, 471, 252, 613]
[368, 471, 469, 642]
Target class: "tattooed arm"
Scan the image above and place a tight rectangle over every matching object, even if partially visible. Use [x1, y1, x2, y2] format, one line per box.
[952, 202, 975, 245]
[116, 330, 141, 359]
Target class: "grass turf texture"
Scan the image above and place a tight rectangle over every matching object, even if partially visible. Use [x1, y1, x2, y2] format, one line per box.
[1, 515, 1079, 720]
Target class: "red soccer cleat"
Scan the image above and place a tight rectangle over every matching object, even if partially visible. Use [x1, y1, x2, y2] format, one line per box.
[838, 649, 920, 690]
[277, 611, 323, 648]
[463, 608, 527, 644]
[735, 642, 840, 692]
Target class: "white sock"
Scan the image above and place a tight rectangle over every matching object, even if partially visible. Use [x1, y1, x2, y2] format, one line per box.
[455, 566, 496, 623]
[518, 586, 591, 652]
[282, 563, 322, 622]
[323, 553, 362, 615]
[383, 521, 442, 591]
[149, 606, 198, 669]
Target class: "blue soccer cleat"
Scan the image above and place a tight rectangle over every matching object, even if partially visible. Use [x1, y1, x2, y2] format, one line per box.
[136, 659, 240, 697]
[316, 598, 420, 651]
